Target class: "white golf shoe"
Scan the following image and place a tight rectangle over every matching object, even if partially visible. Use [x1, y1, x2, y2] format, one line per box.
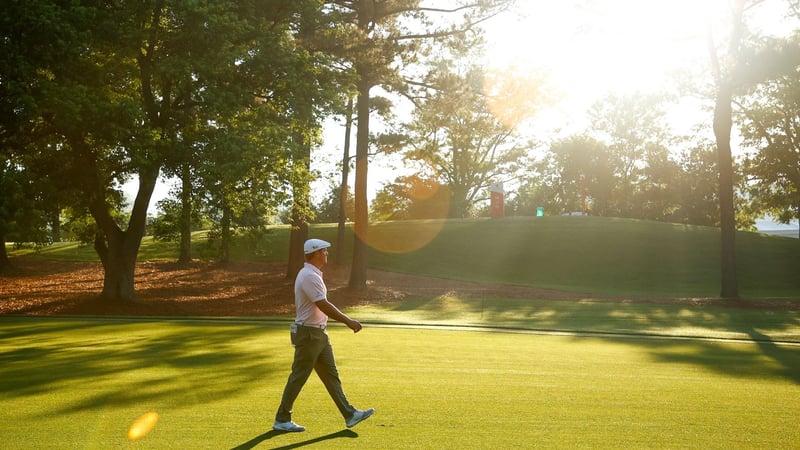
[346, 408, 375, 428]
[273, 420, 305, 432]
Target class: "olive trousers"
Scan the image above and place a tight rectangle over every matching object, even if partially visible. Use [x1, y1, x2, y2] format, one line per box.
[275, 325, 356, 423]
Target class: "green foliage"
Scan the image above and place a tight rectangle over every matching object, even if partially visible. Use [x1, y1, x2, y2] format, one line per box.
[508, 93, 752, 231]
[149, 195, 213, 243]
[370, 183, 408, 222]
[672, 144, 721, 226]
[587, 93, 671, 217]
[58, 208, 99, 245]
[150, 198, 182, 242]
[0, 159, 49, 245]
[313, 184, 355, 224]
[1, 0, 340, 295]
[739, 73, 800, 228]
[518, 134, 608, 216]
[403, 64, 534, 218]
[370, 175, 452, 221]
[58, 199, 129, 245]
[233, 226, 285, 259]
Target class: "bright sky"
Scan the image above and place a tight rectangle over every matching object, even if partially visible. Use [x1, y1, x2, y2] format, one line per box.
[484, 1, 699, 100]
[480, 0, 797, 130]
[487, 0, 796, 112]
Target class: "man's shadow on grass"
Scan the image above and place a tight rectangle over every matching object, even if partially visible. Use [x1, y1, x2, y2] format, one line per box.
[231, 429, 358, 450]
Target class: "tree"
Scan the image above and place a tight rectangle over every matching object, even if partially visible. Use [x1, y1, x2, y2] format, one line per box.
[704, 0, 800, 296]
[633, 143, 682, 222]
[324, 0, 512, 290]
[738, 64, 800, 238]
[2, 2, 319, 301]
[370, 175, 451, 221]
[529, 135, 613, 216]
[587, 93, 670, 218]
[1, 2, 150, 297]
[0, 1, 71, 270]
[196, 105, 295, 263]
[284, 4, 349, 279]
[314, 183, 355, 225]
[707, 0, 747, 298]
[403, 64, 538, 218]
[673, 143, 722, 227]
[138, 2, 335, 271]
[335, 96, 356, 265]
[0, 156, 49, 271]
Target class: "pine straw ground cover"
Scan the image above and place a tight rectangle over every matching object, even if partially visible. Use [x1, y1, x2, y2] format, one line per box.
[0, 256, 592, 317]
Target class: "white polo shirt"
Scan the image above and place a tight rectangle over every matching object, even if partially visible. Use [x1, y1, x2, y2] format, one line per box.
[294, 262, 328, 327]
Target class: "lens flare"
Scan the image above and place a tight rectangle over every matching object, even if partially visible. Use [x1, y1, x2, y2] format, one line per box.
[365, 219, 447, 254]
[482, 67, 550, 130]
[363, 179, 450, 254]
[127, 411, 159, 440]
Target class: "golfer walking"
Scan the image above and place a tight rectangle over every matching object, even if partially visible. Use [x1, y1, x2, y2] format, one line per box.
[273, 238, 375, 432]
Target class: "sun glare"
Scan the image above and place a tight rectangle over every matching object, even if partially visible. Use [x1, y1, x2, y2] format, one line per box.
[484, 1, 710, 108]
[127, 411, 159, 440]
[481, 0, 794, 128]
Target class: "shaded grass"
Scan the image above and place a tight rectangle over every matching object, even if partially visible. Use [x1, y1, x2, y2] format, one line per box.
[0, 317, 798, 449]
[349, 297, 800, 343]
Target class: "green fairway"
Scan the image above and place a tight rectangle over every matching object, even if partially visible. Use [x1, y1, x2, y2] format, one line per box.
[1, 316, 798, 449]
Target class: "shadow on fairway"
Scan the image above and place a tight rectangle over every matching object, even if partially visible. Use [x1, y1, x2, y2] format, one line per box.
[0, 318, 288, 415]
[372, 294, 800, 384]
[230, 429, 357, 449]
[749, 329, 800, 383]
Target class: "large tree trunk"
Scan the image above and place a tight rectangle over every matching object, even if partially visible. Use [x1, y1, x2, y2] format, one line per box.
[49, 208, 61, 243]
[0, 231, 12, 273]
[178, 162, 192, 265]
[286, 130, 311, 280]
[92, 168, 158, 302]
[349, 79, 370, 290]
[707, 0, 744, 299]
[220, 197, 231, 263]
[287, 218, 308, 279]
[286, 196, 309, 280]
[713, 81, 739, 298]
[95, 229, 138, 301]
[335, 97, 354, 266]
